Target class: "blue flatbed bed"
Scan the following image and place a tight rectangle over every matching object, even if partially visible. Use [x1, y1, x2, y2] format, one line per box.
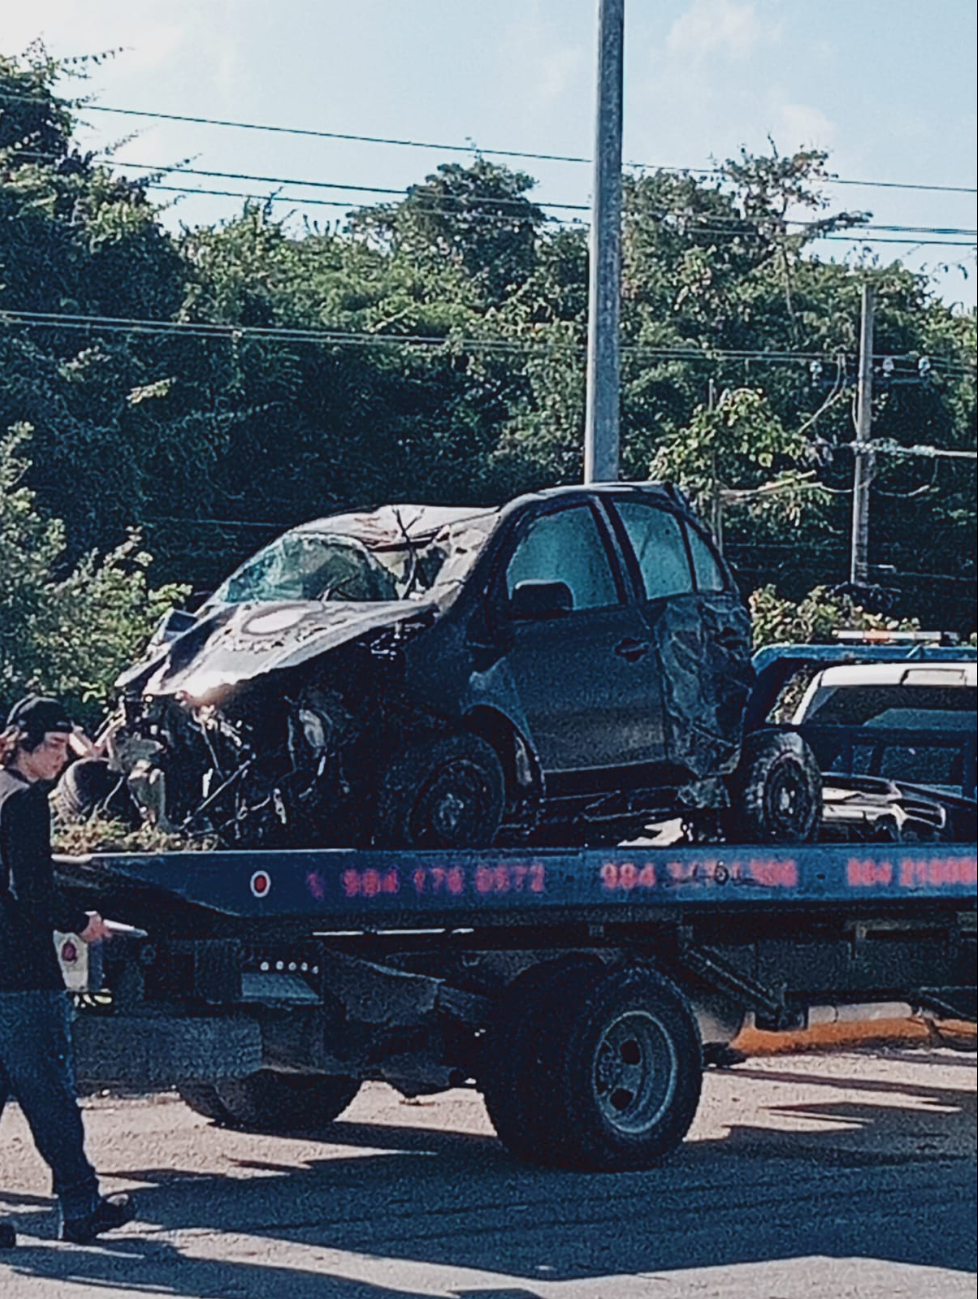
[57, 840, 977, 932]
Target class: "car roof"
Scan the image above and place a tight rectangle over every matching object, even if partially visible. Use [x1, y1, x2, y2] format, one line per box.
[807, 662, 977, 689]
[289, 482, 687, 548]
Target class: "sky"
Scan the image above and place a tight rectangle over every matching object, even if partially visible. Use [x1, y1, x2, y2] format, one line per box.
[3, 0, 977, 307]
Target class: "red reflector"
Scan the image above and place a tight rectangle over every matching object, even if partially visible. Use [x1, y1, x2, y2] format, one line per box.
[250, 871, 271, 898]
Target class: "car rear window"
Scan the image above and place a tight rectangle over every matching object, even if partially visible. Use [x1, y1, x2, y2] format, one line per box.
[614, 502, 693, 601]
[685, 525, 727, 592]
[803, 684, 978, 726]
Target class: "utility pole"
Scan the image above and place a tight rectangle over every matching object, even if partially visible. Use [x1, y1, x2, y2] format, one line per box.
[583, 0, 624, 484]
[849, 281, 876, 587]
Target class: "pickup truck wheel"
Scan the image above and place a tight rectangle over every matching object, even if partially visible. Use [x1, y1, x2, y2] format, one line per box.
[727, 729, 822, 844]
[375, 732, 505, 848]
[529, 965, 703, 1171]
[481, 958, 602, 1165]
[178, 1071, 361, 1131]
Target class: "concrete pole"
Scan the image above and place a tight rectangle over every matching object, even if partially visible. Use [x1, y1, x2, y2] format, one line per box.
[583, 0, 624, 484]
[849, 282, 876, 586]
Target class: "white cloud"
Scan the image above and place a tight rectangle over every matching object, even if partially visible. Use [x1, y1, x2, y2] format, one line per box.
[502, 13, 584, 113]
[776, 102, 836, 150]
[536, 45, 584, 105]
[666, 0, 774, 63]
[4, 1, 190, 73]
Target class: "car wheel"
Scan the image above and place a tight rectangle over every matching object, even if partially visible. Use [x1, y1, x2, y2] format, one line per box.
[178, 1071, 361, 1131]
[51, 757, 133, 824]
[374, 732, 505, 848]
[728, 729, 822, 843]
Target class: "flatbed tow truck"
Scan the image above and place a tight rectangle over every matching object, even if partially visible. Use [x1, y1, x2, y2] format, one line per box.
[51, 640, 976, 1172]
[53, 835, 976, 1172]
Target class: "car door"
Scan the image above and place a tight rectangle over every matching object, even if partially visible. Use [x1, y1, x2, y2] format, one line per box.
[497, 502, 666, 777]
[609, 499, 752, 779]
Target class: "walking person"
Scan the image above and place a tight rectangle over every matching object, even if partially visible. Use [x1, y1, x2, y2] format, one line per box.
[1, 696, 136, 1248]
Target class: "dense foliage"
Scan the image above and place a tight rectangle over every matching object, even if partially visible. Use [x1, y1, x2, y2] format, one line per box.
[1, 50, 975, 713]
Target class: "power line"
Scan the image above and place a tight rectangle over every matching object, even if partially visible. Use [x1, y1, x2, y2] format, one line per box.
[2, 309, 973, 382]
[3, 90, 975, 196]
[128, 183, 978, 249]
[106, 161, 978, 240]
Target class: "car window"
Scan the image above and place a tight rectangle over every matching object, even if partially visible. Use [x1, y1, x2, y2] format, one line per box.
[614, 502, 693, 601]
[802, 684, 978, 725]
[505, 506, 618, 611]
[685, 524, 726, 592]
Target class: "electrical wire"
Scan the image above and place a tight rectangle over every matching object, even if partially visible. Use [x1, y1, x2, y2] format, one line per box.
[2, 90, 975, 195]
[95, 161, 978, 239]
[2, 308, 973, 373]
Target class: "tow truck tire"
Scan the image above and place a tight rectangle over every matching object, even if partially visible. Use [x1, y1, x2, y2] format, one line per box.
[482, 958, 602, 1164]
[727, 729, 822, 844]
[374, 732, 506, 848]
[178, 1071, 361, 1131]
[540, 964, 703, 1171]
[484, 962, 702, 1171]
[176, 1082, 231, 1124]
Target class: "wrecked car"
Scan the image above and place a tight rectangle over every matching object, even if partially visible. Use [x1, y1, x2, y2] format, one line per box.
[56, 483, 823, 849]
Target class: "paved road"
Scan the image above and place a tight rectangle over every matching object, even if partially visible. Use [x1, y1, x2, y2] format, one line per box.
[2, 1046, 975, 1299]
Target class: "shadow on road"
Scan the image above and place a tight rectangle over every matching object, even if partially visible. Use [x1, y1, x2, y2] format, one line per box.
[4, 1066, 975, 1298]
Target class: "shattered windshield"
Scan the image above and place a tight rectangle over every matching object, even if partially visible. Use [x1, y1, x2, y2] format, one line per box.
[212, 512, 497, 606]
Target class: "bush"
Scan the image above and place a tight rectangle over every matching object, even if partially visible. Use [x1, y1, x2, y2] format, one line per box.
[0, 424, 185, 724]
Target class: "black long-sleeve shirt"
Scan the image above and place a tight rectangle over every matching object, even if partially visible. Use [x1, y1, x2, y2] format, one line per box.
[0, 767, 89, 991]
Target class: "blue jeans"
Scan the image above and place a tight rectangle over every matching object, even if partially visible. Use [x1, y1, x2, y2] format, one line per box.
[0, 990, 100, 1222]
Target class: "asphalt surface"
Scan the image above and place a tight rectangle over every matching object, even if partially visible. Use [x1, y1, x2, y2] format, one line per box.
[1, 1046, 975, 1299]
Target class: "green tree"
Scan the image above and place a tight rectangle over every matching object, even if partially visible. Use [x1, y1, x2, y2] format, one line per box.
[0, 425, 182, 720]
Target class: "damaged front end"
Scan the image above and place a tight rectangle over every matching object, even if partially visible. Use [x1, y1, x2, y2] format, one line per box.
[72, 505, 498, 847]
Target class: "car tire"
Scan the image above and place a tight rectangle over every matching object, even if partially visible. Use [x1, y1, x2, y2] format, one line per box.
[374, 731, 506, 848]
[483, 962, 702, 1171]
[178, 1071, 361, 1131]
[51, 757, 133, 824]
[727, 729, 822, 844]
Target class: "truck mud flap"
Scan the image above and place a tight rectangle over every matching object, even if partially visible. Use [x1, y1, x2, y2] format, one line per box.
[72, 1014, 262, 1090]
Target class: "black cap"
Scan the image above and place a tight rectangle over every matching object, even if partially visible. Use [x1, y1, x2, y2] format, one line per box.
[5, 695, 74, 745]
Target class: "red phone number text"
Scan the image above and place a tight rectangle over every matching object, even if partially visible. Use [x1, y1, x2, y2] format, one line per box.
[337, 862, 547, 900]
[847, 855, 977, 889]
[600, 857, 798, 891]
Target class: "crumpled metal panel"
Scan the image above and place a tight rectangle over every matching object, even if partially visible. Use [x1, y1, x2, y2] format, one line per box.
[653, 595, 754, 779]
[140, 599, 436, 701]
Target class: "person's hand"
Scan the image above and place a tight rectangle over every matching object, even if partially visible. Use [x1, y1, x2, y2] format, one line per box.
[79, 912, 112, 944]
[69, 726, 101, 759]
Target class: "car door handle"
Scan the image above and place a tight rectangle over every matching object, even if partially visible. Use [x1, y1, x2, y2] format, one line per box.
[614, 637, 650, 662]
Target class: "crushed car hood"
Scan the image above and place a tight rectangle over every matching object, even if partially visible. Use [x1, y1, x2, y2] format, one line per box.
[119, 599, 436, 702]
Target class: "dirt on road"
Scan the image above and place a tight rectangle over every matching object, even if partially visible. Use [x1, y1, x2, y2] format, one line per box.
[2, 1044, 975, 1299]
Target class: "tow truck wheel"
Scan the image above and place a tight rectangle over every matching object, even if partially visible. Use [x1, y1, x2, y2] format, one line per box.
[483, 963, 702, 1171]
[482, 958, 602, 1164]
[727, 729, 822, 844]
[178, 1071, 361, 1131]
[375, 732, 505, 848]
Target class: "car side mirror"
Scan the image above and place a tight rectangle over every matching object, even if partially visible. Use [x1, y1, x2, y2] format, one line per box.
[509, 580, 573, 621]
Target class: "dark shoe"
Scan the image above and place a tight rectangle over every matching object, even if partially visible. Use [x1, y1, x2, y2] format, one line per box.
[61, 1193, 136, 1244]
[0, 1222, 15, 1249]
